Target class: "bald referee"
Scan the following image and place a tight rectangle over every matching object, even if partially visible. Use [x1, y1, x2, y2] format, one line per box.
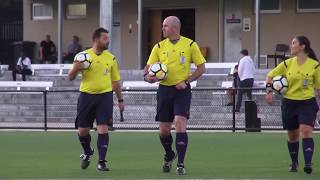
[68, 28, 124, 172]
[144, 16, 206, 175]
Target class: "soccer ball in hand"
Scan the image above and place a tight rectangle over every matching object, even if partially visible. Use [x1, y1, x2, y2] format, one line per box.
[272, 75, 288, 94]
[74, 52, 91, 70]
[148, 63, 168, 81]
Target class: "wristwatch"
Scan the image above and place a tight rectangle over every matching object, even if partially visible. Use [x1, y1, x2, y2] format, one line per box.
[143, 73, 148, 82]
[266, 83, 273, 94]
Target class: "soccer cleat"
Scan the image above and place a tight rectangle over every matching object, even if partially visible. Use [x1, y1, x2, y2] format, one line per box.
[289, 162, 298, 172]
[304, 164, 312, 174]
[162, 151, 176, 173]
[79, 148, 94, 170]
[97, 160, 110, 171]
[176, 164, 186, 175]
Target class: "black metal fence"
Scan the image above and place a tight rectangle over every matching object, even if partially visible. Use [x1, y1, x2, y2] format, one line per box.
[0, 88, 319, 131]
[0, 21, 22, 41]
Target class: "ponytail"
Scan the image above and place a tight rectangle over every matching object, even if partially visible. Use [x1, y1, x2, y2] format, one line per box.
[296, 36, 318, 61]
[306, 47, 318, 61]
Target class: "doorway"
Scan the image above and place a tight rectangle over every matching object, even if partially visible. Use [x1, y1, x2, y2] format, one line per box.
[224, 0, 242, 62]
[142, 8, 195, 67]
[0, 0, 23, 68]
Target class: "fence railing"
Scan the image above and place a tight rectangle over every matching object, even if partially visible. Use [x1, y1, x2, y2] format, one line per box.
[0, 21, 23, 41]
[0, 88, 319, 131]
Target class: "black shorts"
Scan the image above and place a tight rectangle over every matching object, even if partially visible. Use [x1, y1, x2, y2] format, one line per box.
[281, 97, 319, 130]
[75, 92, 113, 128]
[155, 84, 192, 122]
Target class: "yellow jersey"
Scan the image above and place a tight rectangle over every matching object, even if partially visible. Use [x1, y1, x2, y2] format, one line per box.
[268, 57, 320, 100]
[79, 48, 120, 94]
[147, 36, 206, 86]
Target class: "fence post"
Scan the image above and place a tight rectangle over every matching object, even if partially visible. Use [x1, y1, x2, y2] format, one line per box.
[232, 88, 236, 132]
[43, 91, 48, 131]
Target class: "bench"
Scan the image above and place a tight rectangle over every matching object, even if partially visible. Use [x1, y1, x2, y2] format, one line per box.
[191, 62, 238, 76]
[31, 64, 73, 76]
[221, 81, 233, 88]
[221, 80, 266, 95]
[0, 65, 9, 71]
[0, 81, 53, 90]
[221, 80, 266, 88]
[122, 81, 197, 89]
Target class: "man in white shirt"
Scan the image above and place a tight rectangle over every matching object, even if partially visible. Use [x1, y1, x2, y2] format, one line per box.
[12, 54, 32, 81]
[235, 49, 255, 112]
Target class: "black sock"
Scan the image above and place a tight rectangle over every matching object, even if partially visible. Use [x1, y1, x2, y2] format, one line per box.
[78, 134, 92, 155]
[160, 134, 173, 156]
[176, 132, 188, 165]
[302, 138, 314, 166]
[97, 133, 109, 162]
[287, 141, 299, 164]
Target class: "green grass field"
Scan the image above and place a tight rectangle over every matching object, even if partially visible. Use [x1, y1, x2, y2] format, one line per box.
[0, 131, 319, 179]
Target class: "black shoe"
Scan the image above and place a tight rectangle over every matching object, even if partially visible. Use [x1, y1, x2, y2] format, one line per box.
[304, 164, 312, 174]
[177, 164, 186, 175]
[289, 162, 298, 172]
[162, 151, 176, 173]
[80, 148, 94, 170]
[97, 160, 110, 171]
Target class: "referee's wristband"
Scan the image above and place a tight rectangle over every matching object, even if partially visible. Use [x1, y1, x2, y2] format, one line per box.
[118, 99, 124, 103]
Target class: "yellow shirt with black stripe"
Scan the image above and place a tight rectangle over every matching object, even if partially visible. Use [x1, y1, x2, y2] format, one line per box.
[147, 36, 206, 86]
[268, 57, 320, 100]
[80, 48, 120, 94]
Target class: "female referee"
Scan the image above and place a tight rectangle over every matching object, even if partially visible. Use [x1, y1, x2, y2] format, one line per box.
[265, 36, 320, 174]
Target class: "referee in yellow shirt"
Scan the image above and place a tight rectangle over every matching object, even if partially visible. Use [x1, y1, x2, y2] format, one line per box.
[144, 16, 205, 175]
[266, 36, 320, 174]
[68, 28, 124, 172]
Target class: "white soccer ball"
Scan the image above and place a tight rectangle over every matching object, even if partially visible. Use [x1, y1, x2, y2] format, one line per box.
[272, 75, 288, 94]
[74, 52, 91, 70]
[148, 63, 168, 81]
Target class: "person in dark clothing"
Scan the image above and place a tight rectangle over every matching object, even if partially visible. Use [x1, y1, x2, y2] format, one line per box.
[39, 34, 57, 63]
[226, 65, 239, 106]
[63, 35, 82, 63]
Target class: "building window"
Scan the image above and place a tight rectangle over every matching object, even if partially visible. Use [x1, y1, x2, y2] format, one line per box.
[297, 0, 320, 13]
[66, 3, 87, 19]
[255, 0, 281, 14]
[32, 3, 53, 20]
